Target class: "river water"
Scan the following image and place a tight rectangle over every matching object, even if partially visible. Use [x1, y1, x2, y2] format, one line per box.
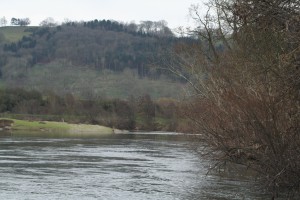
[0, 132, 269, 200]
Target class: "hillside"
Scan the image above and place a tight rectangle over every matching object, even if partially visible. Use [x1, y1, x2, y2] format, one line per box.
[0, 21, 193, 99]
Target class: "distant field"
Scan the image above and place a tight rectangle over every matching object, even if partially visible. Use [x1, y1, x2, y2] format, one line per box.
[3, 60, 187, 99]
[0, 26, 32, 43]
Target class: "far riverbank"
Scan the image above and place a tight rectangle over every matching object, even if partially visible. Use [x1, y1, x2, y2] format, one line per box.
[0, 118, 123, 136]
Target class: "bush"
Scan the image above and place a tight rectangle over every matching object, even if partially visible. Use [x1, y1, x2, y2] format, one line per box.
[175, 0, 300, 195]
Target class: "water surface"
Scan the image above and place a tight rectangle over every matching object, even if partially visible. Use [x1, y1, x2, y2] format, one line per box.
[0, 132, 268, 199]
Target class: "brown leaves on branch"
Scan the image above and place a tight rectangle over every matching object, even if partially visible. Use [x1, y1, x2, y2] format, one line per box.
[173, 0, 300, 195]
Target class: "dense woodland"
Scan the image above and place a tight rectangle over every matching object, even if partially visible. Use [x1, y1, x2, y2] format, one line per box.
[1, 20, 176, 75]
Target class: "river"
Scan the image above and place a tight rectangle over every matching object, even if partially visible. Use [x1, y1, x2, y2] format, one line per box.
[0, 132, 270, 199]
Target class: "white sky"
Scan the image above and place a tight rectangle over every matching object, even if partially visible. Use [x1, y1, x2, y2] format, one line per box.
[0, 0, 206, 29]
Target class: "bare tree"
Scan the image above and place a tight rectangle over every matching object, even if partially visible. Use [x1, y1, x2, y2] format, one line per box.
[39, 17, 57, 27]
[0, 16, 7, 27]
[169, 0, 300, 195]
[138, 20, 174, 37]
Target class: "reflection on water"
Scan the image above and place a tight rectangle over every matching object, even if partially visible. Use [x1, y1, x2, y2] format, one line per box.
[0, 132, 269, 199]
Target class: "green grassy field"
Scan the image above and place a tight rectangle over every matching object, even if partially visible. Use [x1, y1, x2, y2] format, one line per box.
[0, 26, 32, 43]
[0, 118, 114, 136]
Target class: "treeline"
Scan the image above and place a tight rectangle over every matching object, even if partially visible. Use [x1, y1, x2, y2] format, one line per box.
[0, 88, 180, 131]
[10, 18, 31, 26]
[82, 19, 174, 37]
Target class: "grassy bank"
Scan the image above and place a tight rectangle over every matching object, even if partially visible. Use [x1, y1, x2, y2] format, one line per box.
[0, 118, 114, 136]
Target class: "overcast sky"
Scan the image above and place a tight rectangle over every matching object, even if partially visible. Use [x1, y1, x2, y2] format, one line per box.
[1, 0, 206, 29]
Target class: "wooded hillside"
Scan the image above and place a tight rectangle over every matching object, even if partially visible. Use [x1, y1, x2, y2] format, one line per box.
[0, 20, 195, 99]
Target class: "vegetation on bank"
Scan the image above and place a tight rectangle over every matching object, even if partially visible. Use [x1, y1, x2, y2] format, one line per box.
[0, 88, 183, 132]
[172, 0, 300, 197]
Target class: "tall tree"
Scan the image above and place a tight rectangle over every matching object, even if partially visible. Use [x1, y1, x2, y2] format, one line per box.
[19, 18, 31, 26]
[0, 16, 7, 27]
[11, 18, 18, 25]
[40, 17, 57, 27]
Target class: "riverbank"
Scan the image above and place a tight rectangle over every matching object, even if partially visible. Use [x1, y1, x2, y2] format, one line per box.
[0, 118, 116, 136]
